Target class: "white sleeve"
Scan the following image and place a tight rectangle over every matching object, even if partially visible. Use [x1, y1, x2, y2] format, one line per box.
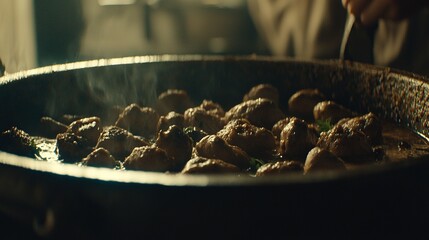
[248, 0, 346, 59]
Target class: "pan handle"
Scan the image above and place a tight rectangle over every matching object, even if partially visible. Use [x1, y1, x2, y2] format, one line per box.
[0, 192, 105, 238]
[0, 197, 55, 237]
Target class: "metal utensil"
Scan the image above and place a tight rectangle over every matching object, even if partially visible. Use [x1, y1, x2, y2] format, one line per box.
[339, 14, 377, 63]
[340, 14, 356, 61]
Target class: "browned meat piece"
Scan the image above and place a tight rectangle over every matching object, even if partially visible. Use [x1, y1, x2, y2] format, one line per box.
[288, 89, 326, 120]
[184, 107, 224, 134]
[243, 84, 280, 105]
[225, 98, 285, 129]
[81, 147, 117, 168]
[156, 89, 193, 115]
[199, 100, 225, 117]
[115, 104, 160, 138]
[337, 112, 382, 146]
[67, 117, 102, 146]
[60, 114, 85, 125]
[56, 132, 92, 163]
[181, 157, 241, 174]
[155, 125, 193, 171]
[313, 101, 354, 124]
[255, 161, 303, 176]
[0, 127, 37, 157]
[95, 126, 148, 161]
[195, 135, 250, 170]
[317, 124, 374, 162]
[304, 147, 346, 173]
[123, 145, 171, 172]
[279, 118, 318, 160]
[157, 112, 185, 132]
[39, 117, 68, 138]
[217, 119, 276, 158]
[272, 118, 291, 141]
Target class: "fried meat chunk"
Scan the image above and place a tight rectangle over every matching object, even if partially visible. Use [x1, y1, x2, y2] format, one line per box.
[0, 127, 37, 157]
[95, 126, 148, 161]
[81, 147, 117, 168]
[195, 135, 250, 170]
[288, 89, 326, 120]
[60, 114, 84, 125]
[157, 112, 185, 132]
[255, 161, 303, 176]
[304, 147, 346, 173]
[337, 112, 382, 146]
[155, 125, 193, 171]
[272, 118, 292, 141]
[56, 132, 92, 163]
[156, 89, 193, 115]
[67, 116, 102, 146]
[313, 101, 354, 124]
[279, 118, 318, 160]
[181, 157, 241, 174]
[243, 84, 280, 105]
[184, 107, 224, 135]
[217, 119, 276, 159]
[317, 124, 374, 162]
[199, 100, 225, 118]
[115, 104, 159, 138]
[123, 145, 171, 172]
[225, 98, 284, 129]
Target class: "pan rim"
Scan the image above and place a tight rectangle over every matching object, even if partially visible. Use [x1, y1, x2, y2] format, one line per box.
[2, 54, 428, 84]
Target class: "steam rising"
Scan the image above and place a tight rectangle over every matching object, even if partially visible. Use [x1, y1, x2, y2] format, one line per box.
[77, 65, 159, 107]
[44, 63, 161, 126]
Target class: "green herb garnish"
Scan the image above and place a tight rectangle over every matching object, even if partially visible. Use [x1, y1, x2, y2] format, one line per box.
[316, 119, 333, 133]
[249, 157, 265, 171]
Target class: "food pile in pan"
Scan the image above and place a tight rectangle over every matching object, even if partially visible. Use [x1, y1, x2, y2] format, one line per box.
[0, 84, 399, 175]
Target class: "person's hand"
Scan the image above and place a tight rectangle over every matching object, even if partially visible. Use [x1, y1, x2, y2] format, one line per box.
[0, 59, 5, 77]
[342, 0, 428, 26]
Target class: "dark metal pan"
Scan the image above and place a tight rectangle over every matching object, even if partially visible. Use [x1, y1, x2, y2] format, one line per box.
[0, 55, 428, 239]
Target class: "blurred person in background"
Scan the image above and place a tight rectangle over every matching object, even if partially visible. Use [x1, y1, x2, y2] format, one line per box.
[248, 0, 429, 76]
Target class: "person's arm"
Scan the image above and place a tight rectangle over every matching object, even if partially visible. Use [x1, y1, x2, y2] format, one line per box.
[342, 0, 429, 25]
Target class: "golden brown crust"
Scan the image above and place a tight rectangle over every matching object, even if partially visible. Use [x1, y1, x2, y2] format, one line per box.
[288, 88, 326, 120]
[155, 125, 193, 171]
[313, 101, 354, 124]
[96, 126, 148, 161]
[279, 118, 317, 160]
[304, 147, 346, 173]
[156, 89, 194, 115]
[184, 107, 224, 135]
[181, 157, 241, 174]
[115, 104, 159, 138]
[81, 147, 117, 168]
[243, 84, 280, 105]
[225, 98, 284, 129]
[255, 161, 303, 176]
[157, 112, 185, 132]
[123, 146, 171, 172]
[217, 119, 276, 159]
[195, 135, 250, 170]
